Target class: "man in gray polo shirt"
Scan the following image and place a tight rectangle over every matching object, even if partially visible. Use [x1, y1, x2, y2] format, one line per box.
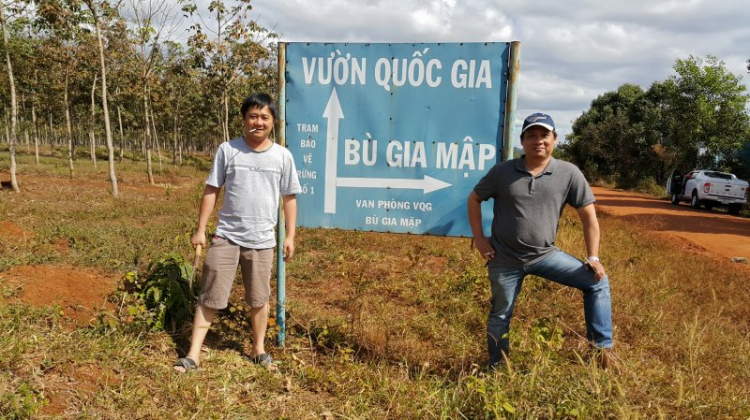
[467, 112, 616, 370]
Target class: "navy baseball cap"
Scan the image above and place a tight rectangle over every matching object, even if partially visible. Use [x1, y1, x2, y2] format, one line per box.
[521, 113, 555, 135]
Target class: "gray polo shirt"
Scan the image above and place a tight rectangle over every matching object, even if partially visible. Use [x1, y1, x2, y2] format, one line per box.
[473, 156, 595, 266]
[207, 138, 302, 249]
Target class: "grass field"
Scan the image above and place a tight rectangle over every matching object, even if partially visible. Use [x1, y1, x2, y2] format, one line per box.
[1, 149, 749, 419]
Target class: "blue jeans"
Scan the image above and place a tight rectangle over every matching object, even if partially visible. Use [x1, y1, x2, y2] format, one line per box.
[487, 250, 613, 368]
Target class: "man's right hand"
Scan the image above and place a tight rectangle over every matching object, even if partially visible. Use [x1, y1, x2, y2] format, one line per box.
[191, 231, 207, 248]
[474, 236, 495, 261]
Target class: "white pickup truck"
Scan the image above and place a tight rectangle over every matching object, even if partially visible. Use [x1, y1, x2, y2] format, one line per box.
[667, 169, 749, 215]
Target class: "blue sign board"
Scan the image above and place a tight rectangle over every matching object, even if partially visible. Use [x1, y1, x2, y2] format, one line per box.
[284, 42, 509, 236]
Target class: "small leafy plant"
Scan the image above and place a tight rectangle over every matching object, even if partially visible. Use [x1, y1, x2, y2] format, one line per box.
[213, 301, 254, 339]
[0, 380, 47, 419]
[116, 253, 197, 332]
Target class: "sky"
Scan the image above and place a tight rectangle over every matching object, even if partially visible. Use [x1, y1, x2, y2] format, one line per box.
[248, 0, 750, 145]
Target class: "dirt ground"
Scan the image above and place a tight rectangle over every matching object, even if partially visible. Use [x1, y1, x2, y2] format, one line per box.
[0, 172, 195, 325]
[2, 185, 748, 319]
[592, 187, 750, 262]
[2, 181, 749, 417]
[2, 264, 119, 325]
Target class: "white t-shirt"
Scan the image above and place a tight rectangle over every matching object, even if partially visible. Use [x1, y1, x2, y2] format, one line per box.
[207, 138, 302, 249]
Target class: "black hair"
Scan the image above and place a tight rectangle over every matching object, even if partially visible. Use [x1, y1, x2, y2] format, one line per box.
[240, 93, 277, 120]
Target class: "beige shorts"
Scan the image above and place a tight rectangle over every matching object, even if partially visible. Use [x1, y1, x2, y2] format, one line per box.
[198, 235, 274, 309]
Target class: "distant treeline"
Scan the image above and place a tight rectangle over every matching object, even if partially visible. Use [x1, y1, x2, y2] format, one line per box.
[558, 55, 750, 188]
[0, 0, 276, 164]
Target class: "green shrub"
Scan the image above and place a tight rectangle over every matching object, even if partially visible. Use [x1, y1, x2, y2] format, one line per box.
[114, 253, 197, 332]
[632, 177, 667, 197]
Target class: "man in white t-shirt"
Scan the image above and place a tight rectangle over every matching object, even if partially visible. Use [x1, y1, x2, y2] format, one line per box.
[174, 93, 302, 373]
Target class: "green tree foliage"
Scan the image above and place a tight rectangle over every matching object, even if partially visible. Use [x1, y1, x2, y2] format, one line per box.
[563, 83, 662, 187]
[0, 0, 278, 171]
[563, 55, 750, 187]
[670, 55, 750, 170]
[182, 0, 277, 144]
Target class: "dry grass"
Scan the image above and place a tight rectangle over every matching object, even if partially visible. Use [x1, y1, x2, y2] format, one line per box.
[1, 149, 749, 418]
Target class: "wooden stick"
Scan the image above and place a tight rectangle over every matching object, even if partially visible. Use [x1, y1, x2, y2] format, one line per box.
[189, 244, 202, 290]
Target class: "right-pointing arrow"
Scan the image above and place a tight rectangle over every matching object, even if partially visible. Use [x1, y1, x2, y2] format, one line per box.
[337, 175, 452, 194]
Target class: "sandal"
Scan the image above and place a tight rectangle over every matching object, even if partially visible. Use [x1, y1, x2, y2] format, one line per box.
[173, 357, 199, 373]
[251, 353, 276, 371]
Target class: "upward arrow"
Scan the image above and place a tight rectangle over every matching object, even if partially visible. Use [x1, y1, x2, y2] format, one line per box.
[323, 87, 344, 121]
[323, 88, 344, 214]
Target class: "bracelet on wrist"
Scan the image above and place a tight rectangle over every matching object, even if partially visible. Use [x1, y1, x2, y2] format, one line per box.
[587, 256, 600, 263]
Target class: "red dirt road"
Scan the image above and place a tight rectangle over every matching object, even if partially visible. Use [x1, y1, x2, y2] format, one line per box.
[592, 187, 750, 262]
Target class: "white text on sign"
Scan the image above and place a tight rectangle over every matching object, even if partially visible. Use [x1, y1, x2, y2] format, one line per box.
[343, 137, 495, 170]
[302, 51, 494, 91]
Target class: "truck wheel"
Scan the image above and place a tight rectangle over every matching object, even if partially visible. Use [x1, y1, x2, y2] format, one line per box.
[704, 202, 714, 211]
[670, 194, 680, 205]
[690, 191, 701, 209]
[728, 204, 742, 215]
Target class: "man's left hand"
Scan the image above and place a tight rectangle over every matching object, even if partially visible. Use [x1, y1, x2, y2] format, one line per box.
[585, 259, 606, 280]
[282, 239, 295, 262]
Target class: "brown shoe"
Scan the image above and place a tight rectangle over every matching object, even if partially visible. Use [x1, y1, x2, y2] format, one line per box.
[595, 348, 621, 373]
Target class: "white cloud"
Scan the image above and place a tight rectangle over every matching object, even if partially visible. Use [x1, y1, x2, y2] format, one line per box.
[410, 7, 445, 35]
[248, 0, 750, 140]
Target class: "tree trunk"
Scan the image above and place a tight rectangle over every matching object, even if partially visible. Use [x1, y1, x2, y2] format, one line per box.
[143, 90, 155, 185]
[88, 0, 118, 197]
[6, 124, 20, 191]
[222, 89, 229, 142]
[48, 114, 54, 155]
[65, 75, 74, 179]
[0, 3, 20, 192]
[172, 102, 179, 166]
[150, 103, 163, 173]
[90, 131, 97, 167]
[32, 99, 39, 164]
[90, 72, 98, 168]
[213, 113, 220, 154]
[34, 128, 39, 163]
[24, 130, 29, 154]
[117, 104, 124, 162]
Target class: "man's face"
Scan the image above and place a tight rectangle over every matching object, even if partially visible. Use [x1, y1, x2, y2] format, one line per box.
[243, 105, 274, 140]
[521, 126, 557, 160]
